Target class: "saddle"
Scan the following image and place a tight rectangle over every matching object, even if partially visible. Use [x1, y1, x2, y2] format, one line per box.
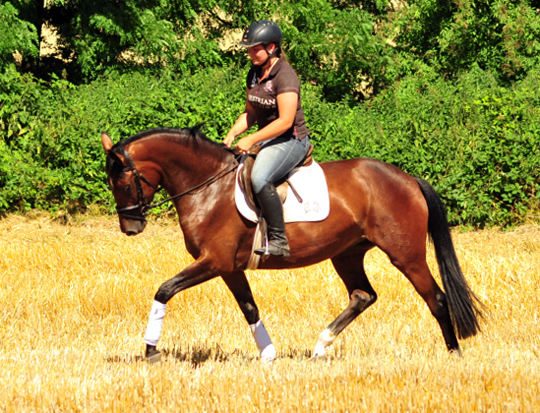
[239, 144, 314, 209]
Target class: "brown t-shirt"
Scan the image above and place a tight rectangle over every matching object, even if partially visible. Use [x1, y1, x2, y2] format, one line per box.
[246, 58, 309, 140]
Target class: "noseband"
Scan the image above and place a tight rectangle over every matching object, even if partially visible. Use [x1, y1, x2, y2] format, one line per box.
[114, 149, 239, 221]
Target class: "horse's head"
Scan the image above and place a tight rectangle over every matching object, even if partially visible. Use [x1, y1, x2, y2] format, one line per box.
[101, 132, 160, 236]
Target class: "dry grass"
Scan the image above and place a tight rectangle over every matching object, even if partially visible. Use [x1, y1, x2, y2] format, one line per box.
[0, 214, 539, 412]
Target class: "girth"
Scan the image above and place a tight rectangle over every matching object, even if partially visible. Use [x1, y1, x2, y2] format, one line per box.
[239, 144, 314, 209]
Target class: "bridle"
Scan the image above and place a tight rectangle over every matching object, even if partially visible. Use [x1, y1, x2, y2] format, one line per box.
[114, 149, 239, 221]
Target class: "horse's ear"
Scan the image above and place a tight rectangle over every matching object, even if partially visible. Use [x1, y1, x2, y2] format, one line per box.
[101, 132, 114, 154]
[108, 150, 126, 167]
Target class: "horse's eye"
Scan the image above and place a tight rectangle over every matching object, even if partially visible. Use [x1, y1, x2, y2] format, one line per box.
[123, 184, 132, 192]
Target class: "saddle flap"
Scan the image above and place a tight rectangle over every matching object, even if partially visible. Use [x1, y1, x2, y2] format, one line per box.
[235, 159, 330, 224]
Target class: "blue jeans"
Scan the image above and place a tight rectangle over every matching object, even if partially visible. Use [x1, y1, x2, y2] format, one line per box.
[251, 135, 311, 194]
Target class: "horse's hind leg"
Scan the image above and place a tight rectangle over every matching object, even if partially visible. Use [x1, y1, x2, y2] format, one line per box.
[222, 271, 276, 361]
[376, 230, 460, 352]
[312, 246, 377, 358]
[389, 255, 460, 352]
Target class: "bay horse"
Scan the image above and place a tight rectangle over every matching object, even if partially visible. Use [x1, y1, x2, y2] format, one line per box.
[101, 127, 483, 362]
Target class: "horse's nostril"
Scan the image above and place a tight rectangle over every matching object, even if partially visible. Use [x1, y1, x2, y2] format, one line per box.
[126, 230, 138, 236]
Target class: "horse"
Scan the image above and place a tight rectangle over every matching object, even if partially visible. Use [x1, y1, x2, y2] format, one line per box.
[101, 126, 483, 362]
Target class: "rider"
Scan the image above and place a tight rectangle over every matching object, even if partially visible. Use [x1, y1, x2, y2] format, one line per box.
[224, 20, 311, 258]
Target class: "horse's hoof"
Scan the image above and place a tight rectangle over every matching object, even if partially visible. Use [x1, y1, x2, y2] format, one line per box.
[449, 348, 462, 357]
[308, 353, 329, 362]
[146, 351, 162, 364]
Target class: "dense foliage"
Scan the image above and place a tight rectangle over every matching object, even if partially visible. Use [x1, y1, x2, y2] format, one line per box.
[1, 0, 539, 227]
[2, 63, 539, 226]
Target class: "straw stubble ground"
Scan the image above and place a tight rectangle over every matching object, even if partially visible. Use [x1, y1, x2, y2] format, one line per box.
[0, 214, 538, 412]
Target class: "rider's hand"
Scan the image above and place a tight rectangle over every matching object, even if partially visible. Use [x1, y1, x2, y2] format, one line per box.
[223, 134, 235, 148]
[235, 137, 254, 154]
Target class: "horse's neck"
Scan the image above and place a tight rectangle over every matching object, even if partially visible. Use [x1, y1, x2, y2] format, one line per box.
[146, 139, 235, 251]
[135, 137, 233, 193]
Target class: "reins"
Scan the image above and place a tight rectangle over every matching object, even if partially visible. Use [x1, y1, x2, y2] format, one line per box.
[115, 148, 239, 221]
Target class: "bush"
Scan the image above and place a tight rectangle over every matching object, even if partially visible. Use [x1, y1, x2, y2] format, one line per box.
[305, 65, 540, 227]
[1, 64, 539, 227]
[0, 65, 248, 213]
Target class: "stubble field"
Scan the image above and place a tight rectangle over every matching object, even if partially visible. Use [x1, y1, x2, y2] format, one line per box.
[0, 214, 539, 412]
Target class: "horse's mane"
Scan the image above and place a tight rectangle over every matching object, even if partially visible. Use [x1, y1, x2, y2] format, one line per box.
[106, 126, 233, 178]
[111, 126, 225, 153]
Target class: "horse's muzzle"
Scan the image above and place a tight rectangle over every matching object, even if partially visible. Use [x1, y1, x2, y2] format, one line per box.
[120, 217, 147, 236]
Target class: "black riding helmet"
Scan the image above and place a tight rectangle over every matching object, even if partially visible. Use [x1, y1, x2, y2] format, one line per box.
[239, 20, 283, 62]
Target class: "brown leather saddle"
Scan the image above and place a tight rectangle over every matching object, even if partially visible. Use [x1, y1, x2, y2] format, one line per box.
[239, 144, 314, 209]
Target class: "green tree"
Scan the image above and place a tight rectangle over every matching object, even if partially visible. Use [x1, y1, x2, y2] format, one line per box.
[393, 0, 540, 82]
[281, 0, 394, 101]
[3, 0, 396, 97]
[3, 0, 271, 82]
[0, 2, 39, 71]
[38, 0, 181, 81]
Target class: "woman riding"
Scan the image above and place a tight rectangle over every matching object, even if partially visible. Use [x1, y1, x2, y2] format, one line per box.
[224, 20, 311, 258]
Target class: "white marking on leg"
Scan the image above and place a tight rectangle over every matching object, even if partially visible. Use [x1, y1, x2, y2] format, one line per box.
[312, 328, 335, 357]
[144, 300, 166, 346]
[249, 319, 276, 362]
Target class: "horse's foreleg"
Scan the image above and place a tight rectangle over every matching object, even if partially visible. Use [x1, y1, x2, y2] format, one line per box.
[144, 256, 220, 362]
[222, 271, 276, 361]
[313, 250, 377, 358]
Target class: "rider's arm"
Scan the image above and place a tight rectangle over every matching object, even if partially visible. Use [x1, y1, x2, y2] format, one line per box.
[223, 91, 257, 148]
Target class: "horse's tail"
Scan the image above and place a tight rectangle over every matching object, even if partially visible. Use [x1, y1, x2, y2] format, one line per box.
[415, 177, 484, 339]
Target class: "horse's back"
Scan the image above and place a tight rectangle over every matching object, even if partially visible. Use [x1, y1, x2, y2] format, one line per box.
[321, 157, 424, 204]
[321, 157, 416, 185]
[320, 157, 429, 244]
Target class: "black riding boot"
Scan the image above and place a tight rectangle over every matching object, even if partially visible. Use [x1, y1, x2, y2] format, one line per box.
[254, 183, 290, 258]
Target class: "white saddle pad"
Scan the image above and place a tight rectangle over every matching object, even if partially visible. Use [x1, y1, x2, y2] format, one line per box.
[235, 159, 330, 223]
